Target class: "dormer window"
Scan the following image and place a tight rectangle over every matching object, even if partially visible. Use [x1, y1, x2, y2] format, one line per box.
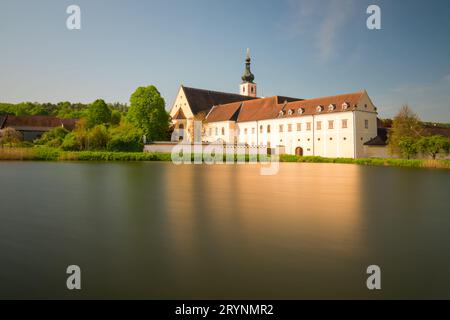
[288, 109, 294, 116]
[328, 104, 336, 111]
[316, 105, 324, 113]
[278, 110, 285, 117]
[342, 102, 350, 110]
[298, 108, 305, 115]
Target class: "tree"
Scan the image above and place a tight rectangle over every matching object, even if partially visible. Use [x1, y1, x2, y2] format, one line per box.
[417, 135, 450, 160]
[127, 86, 170, 141]
[87, 99, 112, 128]
[0, 128, 22, 147]
[388, 105, 423, 155]
[398, 137, 418, 159]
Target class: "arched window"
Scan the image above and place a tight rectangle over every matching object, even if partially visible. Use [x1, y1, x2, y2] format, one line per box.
[222, 127, 225, 135]
[267, 125, 271, 133]
[260, 125, 263, 133]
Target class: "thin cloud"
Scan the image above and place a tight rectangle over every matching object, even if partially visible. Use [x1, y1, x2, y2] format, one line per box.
[317, 0, 355, 61]
[280, 0, 356, 62]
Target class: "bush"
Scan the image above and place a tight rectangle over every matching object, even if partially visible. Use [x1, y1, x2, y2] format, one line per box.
[35, 127, 69, 147]
[61, 132, 81, 151]
[107, 122, 144, 152]
[87, 125, 109, 150]
[0, 127, 22, 146]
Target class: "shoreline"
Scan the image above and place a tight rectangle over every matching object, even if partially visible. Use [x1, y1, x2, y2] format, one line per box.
[0, 147, 449, 169]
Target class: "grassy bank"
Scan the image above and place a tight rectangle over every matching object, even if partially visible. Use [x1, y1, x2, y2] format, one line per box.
[1, 147, 449, 169]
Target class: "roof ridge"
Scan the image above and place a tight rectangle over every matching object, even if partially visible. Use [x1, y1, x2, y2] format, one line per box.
[182, 86, 258, 99]
[290, 91, 364, 104]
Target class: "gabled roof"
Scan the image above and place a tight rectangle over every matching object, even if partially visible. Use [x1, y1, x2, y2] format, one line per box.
[182, 86, 258, 115]
[206, 91, 365, 123]
[172, 108, 186, 120]
[206, 102, 243, 123]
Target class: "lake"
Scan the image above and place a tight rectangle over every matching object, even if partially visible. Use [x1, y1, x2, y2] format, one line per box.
[0, 161, 449, 299]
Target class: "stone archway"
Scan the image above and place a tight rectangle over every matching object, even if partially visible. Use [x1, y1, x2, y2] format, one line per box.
[295, 147, 303, 156]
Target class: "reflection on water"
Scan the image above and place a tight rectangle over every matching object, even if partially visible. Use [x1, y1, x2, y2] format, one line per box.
[0, 162, 449, 299]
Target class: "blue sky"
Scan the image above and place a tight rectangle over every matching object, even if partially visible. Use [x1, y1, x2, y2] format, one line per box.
[1, 0, 449, 121]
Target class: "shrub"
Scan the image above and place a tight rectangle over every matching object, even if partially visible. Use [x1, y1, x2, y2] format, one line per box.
[87, 125, 109, 150]
[61, 132, 81, 151]
[0, 127, 22, 147]
[35, 127, 69, 147]
[107, 122, 144, 152]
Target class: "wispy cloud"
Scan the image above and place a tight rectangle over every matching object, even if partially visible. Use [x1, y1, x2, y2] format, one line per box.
[316, 0, 355, 61]
[280, 0, 356, 62]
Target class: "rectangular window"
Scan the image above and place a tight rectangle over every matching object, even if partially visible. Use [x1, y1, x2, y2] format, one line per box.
[215, 128, 218, 135]
[365, 119, 369, 129]
[317, 121, 322, 130]
[209, 128, 212, 136]
[252, 128, 255, 134]
[279, 125, 284, 132]
[288, 124, 292, 132]
[306, 122, 311, 131]
[297, 123, 301, 131]
[342, 119, 348, 129]
[222, 127, 225, 135]
[244, 128, 248, 134]
[328, 120, 334, 129]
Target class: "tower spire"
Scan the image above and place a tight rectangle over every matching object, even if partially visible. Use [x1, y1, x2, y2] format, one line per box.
[240, 49, 257, 97]
[241, 48, 255, 83]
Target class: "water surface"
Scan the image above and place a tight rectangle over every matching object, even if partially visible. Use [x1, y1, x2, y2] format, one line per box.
[0, 161, 449, 299]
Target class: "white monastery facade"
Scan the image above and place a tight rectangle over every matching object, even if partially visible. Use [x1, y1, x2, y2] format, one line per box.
[168, 51, 380, 158]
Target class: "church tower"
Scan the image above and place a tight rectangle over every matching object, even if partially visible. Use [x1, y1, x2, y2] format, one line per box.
[240, 49, 257, 97]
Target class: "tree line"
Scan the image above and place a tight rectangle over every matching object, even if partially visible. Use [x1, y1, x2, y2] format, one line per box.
[388, 105, 450, 159]
[0, 85, 170, 152]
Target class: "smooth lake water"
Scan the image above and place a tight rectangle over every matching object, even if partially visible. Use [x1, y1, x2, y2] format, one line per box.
[0, 161, 449, 299]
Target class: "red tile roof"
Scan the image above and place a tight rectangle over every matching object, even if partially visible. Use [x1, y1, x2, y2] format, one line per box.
[1, 115, 77, 131]
[206, 92, 365, 123]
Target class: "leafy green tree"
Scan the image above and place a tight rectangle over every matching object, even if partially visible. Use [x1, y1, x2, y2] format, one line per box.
[110, 110, 122, 126]
[128, 86, 169, 141]
[417, 135, 450, 160]
[388, 105, 423, 155]
[87, 99, 112, 128]
[0, 128, 22, 147]
[398, 137, 418, 159]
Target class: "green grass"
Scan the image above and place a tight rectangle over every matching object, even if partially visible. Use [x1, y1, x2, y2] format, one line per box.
[1, 146, 449, 169]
